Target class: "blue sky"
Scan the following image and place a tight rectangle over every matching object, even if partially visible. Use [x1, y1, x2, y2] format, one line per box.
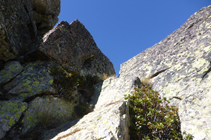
[57, 1, 210, 75]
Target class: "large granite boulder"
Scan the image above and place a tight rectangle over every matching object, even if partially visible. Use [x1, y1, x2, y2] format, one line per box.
[21, 95, 76, 135]
[0, 0, 60, 62]
[3, 61, 56, 101]
[39, 19, 115, 77]
[6, 0, 211, 139]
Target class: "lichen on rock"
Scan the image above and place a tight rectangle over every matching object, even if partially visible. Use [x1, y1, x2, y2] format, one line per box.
[3, 61, 56, 100]
[21, 95, 76, 134]
[0, 0, 60, 62]
[0, 101, 28, 139]
[0, 61, 23, 85]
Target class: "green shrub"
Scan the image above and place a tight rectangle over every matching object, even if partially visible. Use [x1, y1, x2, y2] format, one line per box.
[125, 85, 193, 140]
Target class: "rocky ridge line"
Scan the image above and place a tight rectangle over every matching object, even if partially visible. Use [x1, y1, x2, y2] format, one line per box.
[43, 5, 211, 140]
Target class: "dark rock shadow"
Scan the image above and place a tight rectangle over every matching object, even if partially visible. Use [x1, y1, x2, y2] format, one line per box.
[39, 119, 80, 140]
[38, 82, 103, 140]
[88, 82, 103, 110]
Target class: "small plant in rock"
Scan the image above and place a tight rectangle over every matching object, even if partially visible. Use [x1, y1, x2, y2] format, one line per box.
[125, 85, 193, 140]
[101, 73, 116, 81]
[50, 66, 79, 100]
[49, 66, 102, 120]
[50, 66, 100, 103]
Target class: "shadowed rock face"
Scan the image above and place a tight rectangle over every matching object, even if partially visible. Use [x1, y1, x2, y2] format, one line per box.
[0, 0, 60, 62]
[39, 19, 116, 77]
[0, 4, 116, 139]
[32, 0, 60, 35]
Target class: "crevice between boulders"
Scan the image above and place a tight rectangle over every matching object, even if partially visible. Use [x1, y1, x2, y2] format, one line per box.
[149, 67, 170, 79]
[201, 61, 211, 81]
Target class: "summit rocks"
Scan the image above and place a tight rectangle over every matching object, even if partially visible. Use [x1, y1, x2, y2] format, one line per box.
[39, 20, 115, 77]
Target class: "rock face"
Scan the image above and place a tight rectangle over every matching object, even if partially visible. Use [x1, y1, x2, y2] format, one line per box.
[0, 0, 116, 139]
[39, 20, 115, 77]
[0, 101, 28, 139]
[43, 76, 132, 140]
[0, 0, 60, 62]
[32, 0, 60, 35]
[42, 5, 211, 140]
[0, 61, 23, 86]
[22, 95, 76, 134]
[3, 61, 56, 100]
[119, 5, 211, 139]
[1, 1, 211, 140]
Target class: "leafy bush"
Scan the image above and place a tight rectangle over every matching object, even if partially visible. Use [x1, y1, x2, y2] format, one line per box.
[125, 85, 193, 140]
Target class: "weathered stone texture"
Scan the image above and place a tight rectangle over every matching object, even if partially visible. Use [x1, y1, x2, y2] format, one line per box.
[0, 17, 116, 139]
[0, 0, 60, 62]
[39, 20, 115, 77]
[0, 101, 28, 139]
[21, 95, 76, 135]
[39, 5, 211, 140]
[3, 61, 55, 100]
[0, 0, 118, 138]
[32, 0, 60, 35]
[43, 76, 132, 140]
[0, 61, 23, 85]
[119, 5, 211, 140]
[1, 1, 210, 140]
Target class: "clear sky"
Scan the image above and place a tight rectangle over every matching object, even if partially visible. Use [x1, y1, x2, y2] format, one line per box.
[57, 0, 210, 75]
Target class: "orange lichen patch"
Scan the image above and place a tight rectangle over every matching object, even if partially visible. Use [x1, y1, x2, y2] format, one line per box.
[101, 73, 116, 81]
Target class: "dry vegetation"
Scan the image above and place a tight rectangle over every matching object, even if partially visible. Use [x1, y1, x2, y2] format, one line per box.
[101, 73, 116, 81]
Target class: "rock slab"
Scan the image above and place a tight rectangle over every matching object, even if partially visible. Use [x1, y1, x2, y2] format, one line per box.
[39, 20, 115, 77]
[46, 5, 211, 140]
[120, 5, 211, 140]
